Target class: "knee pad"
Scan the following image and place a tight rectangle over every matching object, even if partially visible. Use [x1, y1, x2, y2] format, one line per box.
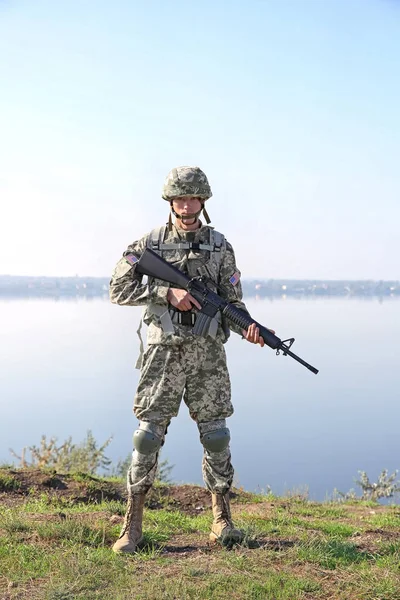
[133, 421, 164, 455]
[200, 422, 231, 453]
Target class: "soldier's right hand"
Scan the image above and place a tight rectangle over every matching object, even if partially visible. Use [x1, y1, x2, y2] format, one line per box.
[167, 288, 202, 311]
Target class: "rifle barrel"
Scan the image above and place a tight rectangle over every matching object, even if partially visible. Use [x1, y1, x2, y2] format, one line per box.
[280, 344, 319, 374]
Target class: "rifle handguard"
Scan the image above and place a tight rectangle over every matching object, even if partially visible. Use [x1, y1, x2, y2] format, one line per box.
[222, 303, 280, 349]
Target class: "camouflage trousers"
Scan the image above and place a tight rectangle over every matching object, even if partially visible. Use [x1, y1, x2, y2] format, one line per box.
[127, 337, 234, 495]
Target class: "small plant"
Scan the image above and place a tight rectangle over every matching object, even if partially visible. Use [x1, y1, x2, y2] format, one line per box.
[355, 470, 400, 501]
[9, 431, 113, 474]
[0, 472, 21, 492]
[111, 454, 131, 479]
[157, 456, 174, 484]
[332, 487, 359, 502]
[112, 452, 174, 483]
[335, 469, 400, 502]
[9, 431, 174, 481]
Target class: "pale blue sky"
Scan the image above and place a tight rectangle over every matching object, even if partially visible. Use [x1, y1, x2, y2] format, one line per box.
[1, 0, 399, 278]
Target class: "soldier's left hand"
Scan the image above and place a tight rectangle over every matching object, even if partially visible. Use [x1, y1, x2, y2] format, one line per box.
[243, 323, 275, 347]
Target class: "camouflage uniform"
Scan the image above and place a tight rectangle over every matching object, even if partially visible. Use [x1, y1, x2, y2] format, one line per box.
[110, 222, 249, 495]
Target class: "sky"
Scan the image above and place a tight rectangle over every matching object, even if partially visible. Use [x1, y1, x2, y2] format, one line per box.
[0, 0, 399, 279]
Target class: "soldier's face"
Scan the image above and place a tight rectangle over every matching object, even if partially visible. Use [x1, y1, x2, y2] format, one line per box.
[172, 196, 202, 216]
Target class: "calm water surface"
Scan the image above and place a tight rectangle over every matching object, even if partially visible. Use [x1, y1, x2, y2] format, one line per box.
[1, 296, 399, 500]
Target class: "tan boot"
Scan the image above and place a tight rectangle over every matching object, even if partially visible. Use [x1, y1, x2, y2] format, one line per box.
[112, 493, 146, 554]
[209, 492, 243, 545]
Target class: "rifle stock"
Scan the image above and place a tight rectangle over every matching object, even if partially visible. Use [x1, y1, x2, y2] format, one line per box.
[135, 248, 190, 289]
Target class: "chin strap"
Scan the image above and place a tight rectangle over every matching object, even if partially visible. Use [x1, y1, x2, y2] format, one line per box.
[169, 201, 211, 230]
[202, 205, 211, 224]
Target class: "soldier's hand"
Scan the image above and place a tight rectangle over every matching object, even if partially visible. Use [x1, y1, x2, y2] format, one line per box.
[167, 288, 202, 311]
[242, 323, 275, 347]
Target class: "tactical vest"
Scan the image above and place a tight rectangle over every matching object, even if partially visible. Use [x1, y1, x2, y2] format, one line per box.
[146, 225, 225, 332]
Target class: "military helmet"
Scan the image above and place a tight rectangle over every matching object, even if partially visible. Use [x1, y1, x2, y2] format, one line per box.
[162, 166, 212, 201]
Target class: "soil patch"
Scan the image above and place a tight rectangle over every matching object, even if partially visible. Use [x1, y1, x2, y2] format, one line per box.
[0, 469, 249, 515]
[0, 469, 124, 504]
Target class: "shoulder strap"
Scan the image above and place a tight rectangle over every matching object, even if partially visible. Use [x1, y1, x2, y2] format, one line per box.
[147, 225, 167, 254]
[207, 228, 225, 273]
[211, 229, 224, 251]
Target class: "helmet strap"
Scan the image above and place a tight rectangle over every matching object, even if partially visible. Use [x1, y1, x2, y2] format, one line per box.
[168, 211, 173, 232]
[202, 205, 211, 224]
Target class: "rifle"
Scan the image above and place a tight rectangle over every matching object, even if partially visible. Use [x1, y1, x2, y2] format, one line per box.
[133, 248, 319, 375]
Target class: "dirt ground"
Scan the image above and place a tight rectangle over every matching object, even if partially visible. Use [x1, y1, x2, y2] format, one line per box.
[0, 468, 251, 515]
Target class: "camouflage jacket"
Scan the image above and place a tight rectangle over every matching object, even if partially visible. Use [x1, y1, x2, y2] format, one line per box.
[109, 222, 249, 345]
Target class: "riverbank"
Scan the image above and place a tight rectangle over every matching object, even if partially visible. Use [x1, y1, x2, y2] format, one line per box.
[0, 468, 399, 599]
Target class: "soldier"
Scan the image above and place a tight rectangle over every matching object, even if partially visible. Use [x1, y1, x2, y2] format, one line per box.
[110, 166, 269, 553]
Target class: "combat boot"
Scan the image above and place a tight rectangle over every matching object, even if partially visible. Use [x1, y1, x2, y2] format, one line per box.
[209, 492, 243, 545]
[112, 493, 146, 554]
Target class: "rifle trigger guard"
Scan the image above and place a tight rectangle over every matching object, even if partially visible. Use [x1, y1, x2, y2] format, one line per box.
[276, 338, 295, 356]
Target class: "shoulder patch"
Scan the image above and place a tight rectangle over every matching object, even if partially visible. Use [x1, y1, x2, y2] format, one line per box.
[125, 253, 139, 265]
[229, 271, 240, 286]
[112, 258, 134, 280]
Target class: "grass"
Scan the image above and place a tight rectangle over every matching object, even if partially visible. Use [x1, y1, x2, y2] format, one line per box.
[366, 509, 400, 528]
[0, 471, 21, 492]
[1, 472, 400, 599]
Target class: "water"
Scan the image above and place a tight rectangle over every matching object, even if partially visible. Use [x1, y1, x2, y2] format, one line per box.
[1, 296, 399, 500]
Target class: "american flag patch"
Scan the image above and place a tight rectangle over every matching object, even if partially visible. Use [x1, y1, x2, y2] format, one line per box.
[125, 253, 139, 265]
[229, 271, 240, 286]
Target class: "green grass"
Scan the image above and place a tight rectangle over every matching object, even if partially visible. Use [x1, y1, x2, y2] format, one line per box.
[302, 520, 356, 537]
[287, 502, 349, 519]
[144, 508, 211, 535]
[366, 510, 400, 528]
[297, 538, 375, 569]
[1, 477, 400, 600]
[0, 471, 21, 492]
[18, 496, 126, 516]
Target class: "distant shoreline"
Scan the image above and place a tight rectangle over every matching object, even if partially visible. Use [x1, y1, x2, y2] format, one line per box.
[0, 275, 399, 299]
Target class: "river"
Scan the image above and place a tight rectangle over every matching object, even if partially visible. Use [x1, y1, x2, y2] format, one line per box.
[1, 295, 399, 500]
